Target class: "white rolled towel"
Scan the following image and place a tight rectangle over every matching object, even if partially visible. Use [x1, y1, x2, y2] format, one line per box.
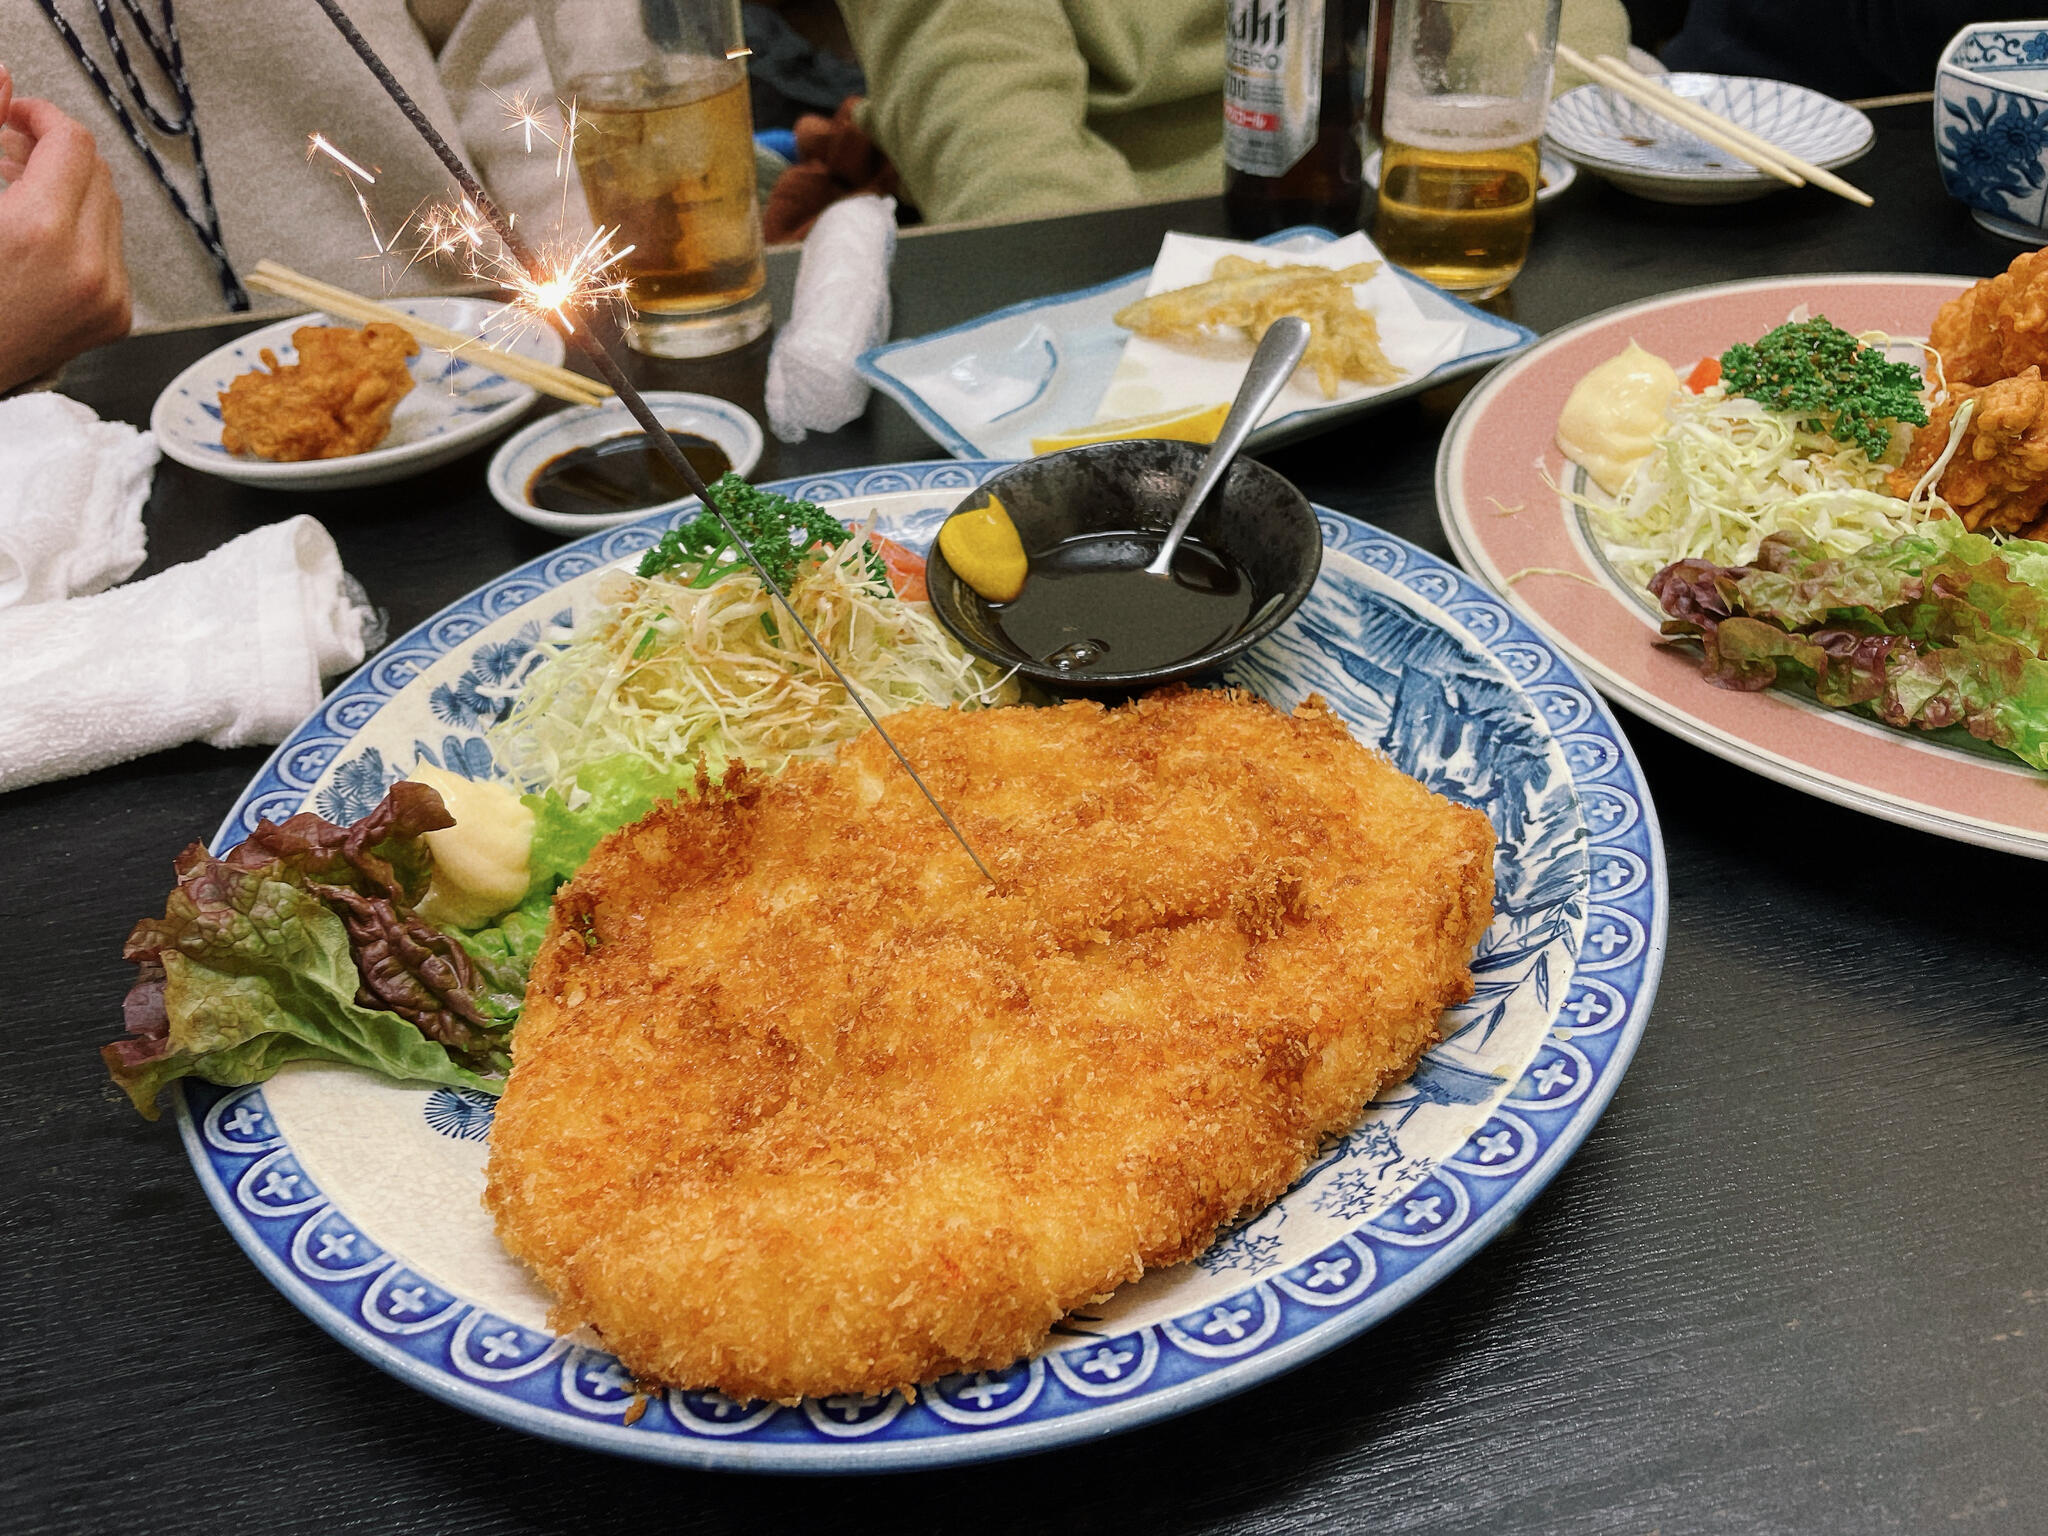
[764, 193, 896, 443]
[0, 393, 157, 609]
[0, 515, 378, 792]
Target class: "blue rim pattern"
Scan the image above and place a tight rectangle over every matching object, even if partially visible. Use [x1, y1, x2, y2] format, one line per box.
[175, 461, 1664, 1473]
[1947, 26, 2048, 75]
[1546, 73, 1872, 182]
[854, 228, 1538, 461]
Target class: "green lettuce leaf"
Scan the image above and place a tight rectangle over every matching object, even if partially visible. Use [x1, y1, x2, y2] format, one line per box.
[1649, 520, 2048, 769]
[106, 860, 499, 1119]
[524, 753, 695, 885]
[452, 884, 557, 985]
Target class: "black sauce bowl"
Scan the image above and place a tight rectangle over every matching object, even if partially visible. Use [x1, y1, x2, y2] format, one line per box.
[924, 439, 1323, 692]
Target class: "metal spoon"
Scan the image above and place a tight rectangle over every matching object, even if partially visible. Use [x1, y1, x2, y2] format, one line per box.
[1143, 314, 1312, 578]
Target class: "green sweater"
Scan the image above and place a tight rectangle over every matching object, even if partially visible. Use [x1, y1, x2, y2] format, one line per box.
[843, 0, 1630, 226]
[846, 0, 1227, 224]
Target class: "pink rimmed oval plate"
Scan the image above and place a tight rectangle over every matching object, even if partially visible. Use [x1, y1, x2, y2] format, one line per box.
[1438, 273, 2048, 859]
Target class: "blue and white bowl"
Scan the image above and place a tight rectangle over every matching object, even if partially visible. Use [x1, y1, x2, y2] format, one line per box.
[152, 297, 564, 491]
[1545, 72, 1873, 205]
[486, 391, 764, 535]
[1935, 22, 2048, 243]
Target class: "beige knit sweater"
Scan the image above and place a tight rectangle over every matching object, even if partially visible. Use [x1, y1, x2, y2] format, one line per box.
[1, 0, 584, 330]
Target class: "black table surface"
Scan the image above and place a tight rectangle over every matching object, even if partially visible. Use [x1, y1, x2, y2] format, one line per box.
[6, 104, 2045, 1534]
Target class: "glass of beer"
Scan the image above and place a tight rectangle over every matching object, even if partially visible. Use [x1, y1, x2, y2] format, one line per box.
[533, 0, 769, 357]
[1372, 0, 1562, 299]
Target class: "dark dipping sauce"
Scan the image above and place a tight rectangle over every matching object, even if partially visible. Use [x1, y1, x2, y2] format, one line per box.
[992, 531, 1254, 674]
[527, 431, 732, 516]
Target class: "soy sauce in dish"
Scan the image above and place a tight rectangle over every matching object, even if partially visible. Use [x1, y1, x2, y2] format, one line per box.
[527, 431, 732, 516]
[992, 532, 1254, 673]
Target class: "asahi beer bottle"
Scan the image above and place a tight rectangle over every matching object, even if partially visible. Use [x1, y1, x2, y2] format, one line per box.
[1223, 0, 1376, 237]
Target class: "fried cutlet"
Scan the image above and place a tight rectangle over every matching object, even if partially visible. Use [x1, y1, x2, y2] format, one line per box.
[484, 688, 1496, 1403]
[218, 321, 418, 461]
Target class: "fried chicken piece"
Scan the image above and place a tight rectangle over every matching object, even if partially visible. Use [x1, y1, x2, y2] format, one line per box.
[218, 321, 419, 461]
[1113, 257, 1403, 398]
[1928, 248, 2048, 386]
[485, 688, 1495, 1403]
[1889, 366, 2048, 535]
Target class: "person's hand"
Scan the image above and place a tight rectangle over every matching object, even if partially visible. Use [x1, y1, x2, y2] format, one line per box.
[0, 65, 132, 392]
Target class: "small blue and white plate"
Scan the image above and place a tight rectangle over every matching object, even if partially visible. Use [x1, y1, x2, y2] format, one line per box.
[176, 461, 1664, 1471]
[487, 391, 765, 536]
[152, 297, 563, 491]
[856, 227, 1537, 462]
[1545, 72, 1873, 205]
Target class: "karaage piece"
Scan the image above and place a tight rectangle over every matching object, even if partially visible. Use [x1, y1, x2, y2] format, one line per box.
[1928, 248, 2048, 387]
[218, 321, 419, 461]
[486, 688, 1495, 1403]
[1889, 365, 2048, 536]
[1113, 257, 1403, 398]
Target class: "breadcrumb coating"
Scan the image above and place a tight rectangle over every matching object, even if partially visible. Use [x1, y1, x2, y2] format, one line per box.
[485, 688, 1495, 1403]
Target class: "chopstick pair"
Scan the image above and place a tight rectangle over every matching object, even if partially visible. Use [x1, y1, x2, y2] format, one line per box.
[244, 260, 613, 406]
[1556, 44, 1874, 208]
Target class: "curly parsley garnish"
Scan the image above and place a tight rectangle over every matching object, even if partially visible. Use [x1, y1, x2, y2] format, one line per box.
[636, 473, 887, 590]
[1718, 317, 1927, 463]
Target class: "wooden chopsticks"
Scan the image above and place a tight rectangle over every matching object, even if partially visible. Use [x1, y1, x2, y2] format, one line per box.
[1556, 45, 1874, 207]
[245, 260, 611, 406]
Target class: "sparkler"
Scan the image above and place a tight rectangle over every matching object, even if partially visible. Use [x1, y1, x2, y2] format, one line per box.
[308, 0, 996, 884]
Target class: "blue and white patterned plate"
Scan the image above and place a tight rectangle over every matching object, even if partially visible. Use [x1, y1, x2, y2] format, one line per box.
[151, 297, 562, 491]
[175, 460, 1665, 1471]
[1545, 72, 1873, 205]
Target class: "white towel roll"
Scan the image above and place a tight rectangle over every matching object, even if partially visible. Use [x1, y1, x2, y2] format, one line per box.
[0, 515, 377, 792]
[0, 394, 157, 609]
[764, 194, 897, 443]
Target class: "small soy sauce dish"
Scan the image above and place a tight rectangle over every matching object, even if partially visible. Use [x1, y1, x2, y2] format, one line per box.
[925, 439, 1322, 692]
[487, 391, 764, 536]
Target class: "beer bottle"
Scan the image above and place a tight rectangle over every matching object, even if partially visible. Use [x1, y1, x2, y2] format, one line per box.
[1223, 0, 1377, 237]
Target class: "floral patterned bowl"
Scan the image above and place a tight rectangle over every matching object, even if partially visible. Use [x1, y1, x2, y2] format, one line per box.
[1935, 22, 2048, 242]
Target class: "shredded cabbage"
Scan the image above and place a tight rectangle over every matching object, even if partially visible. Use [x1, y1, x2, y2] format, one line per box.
[490, 532, 1020, 798]
[1573, 386, 1935, 592]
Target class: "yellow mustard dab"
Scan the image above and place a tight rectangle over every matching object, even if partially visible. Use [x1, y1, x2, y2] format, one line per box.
[939, 494, 1029, 602]
[406, 763, 535, 929]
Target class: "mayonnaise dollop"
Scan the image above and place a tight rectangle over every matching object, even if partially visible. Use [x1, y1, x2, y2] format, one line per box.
[406, 763, 535, 929]
[1556, 342, 1683, 496]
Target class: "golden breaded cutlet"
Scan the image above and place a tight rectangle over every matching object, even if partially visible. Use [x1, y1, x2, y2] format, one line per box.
[484, 687, 1495, 1403]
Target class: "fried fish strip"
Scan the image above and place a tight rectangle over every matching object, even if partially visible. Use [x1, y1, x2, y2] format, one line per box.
[485, 688, 1495, 1403]
[1113, 258, 1403, 397]
[218, 321, 418, 461]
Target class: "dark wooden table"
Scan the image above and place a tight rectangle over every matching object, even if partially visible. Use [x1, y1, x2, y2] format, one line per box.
[5, 104, 2044, 1534]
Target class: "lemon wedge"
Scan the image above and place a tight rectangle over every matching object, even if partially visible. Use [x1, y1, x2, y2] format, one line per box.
[938, 494, 1029, 603]
[1029, 401, 1232, 455]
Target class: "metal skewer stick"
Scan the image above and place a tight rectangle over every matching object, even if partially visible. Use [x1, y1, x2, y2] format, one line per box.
[310, 0, 997, 885]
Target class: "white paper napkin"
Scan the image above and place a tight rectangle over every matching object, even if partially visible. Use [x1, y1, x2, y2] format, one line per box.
[1093, 231, 1475, 427]
[0, 393, 157, 610]
[0, 515, 377, 792]
[765, 194, 897, 443]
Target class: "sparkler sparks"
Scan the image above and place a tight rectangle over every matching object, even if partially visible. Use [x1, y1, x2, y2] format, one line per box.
[307, 131, 376, 183]
[402, 191, 631, 340]
[318, 96, 632, 345]
[493, 89, 560, 158]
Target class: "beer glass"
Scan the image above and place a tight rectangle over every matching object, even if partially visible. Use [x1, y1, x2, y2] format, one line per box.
[532, 0, 770, 357]
[1372, 0, 1562, 298]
